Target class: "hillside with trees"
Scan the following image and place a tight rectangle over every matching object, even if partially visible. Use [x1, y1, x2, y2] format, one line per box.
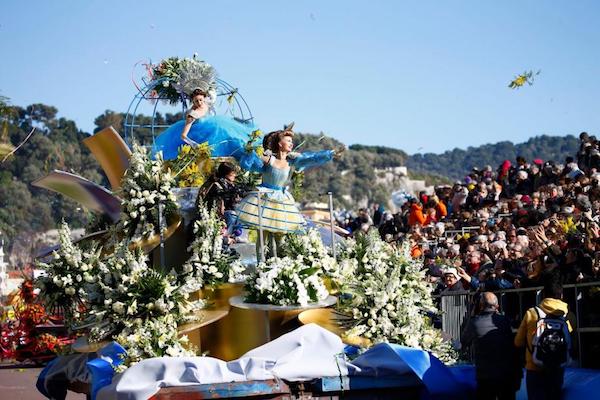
[0, 98, 582, 261]
[405, 135, 579, 181]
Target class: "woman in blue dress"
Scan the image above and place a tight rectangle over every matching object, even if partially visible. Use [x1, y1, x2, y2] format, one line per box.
[236, 123, 343, 259]
[151, 88, 257, 160]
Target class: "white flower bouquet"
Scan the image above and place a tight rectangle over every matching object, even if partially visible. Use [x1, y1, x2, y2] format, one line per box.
[336, 232, 457, 364]
[118, 144, 179, 243]
[114, 313, 195, 370]
[36, 222, 101, 325]
[244, 257, 329, 307]
[279, 228, 345, 291]
[181, 204, 246, 292]
[87, 245, 190, 341]
[150, 55, 218, 105]
[36, 223, 199, 369]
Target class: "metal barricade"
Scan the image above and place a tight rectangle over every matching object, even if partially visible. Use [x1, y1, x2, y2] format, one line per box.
[435, 281, 600, 368]
[443, 226, 481, 238]
[439, 292, 472, 346]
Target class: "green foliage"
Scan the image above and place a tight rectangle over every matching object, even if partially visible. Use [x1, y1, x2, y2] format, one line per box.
[1, 103, 101, 253]
[405, 135, 579, 180]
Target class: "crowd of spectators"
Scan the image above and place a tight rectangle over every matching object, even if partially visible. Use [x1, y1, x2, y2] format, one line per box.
[334, 132, 600, 292]
[325, 135, 600, 397]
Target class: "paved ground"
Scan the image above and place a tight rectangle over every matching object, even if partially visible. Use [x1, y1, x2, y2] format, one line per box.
[0, 362, 85, 399]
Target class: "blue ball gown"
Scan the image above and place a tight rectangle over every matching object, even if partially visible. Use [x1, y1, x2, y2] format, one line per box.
[151, 114, 257, 160]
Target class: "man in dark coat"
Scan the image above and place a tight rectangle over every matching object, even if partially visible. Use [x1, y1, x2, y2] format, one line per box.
[461, 292, 521, 400]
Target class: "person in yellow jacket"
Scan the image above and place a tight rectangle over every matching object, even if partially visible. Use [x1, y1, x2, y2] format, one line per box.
[514, 277, 573, 400]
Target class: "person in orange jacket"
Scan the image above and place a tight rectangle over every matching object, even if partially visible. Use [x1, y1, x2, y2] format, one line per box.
[408, 199, 426, 226]
[430, 195, 448, 219]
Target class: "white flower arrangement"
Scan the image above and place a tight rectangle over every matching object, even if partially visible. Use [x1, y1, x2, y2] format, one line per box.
[244, 257, 329, 307]
[150, 55, 218, 105]
[76, 243, 201, 369]
[114, 313, 195, 370]
[87, 244, 193, 341]
[181, 204, 246, 292]
[279, 228, 346, 290]
[118, 144, 179, 243]
[36, 222, 101, 325]
[36, 223, 203, 370]
[336, 232, 457, 364]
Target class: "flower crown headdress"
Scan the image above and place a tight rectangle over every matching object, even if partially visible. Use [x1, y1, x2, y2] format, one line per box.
[172, 58, 218, 103]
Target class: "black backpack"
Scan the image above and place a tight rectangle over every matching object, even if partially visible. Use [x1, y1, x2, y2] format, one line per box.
[530, 307, 571, 369]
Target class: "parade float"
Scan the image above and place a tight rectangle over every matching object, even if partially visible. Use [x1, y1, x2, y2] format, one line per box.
[30, 55, 465, 399]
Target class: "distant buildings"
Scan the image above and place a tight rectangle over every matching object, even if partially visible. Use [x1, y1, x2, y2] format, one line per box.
[373, 166, 433, 197]
[0, 231, 20, 299]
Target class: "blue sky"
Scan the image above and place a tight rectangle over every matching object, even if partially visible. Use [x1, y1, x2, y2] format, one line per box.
[1, 1, 600, 153]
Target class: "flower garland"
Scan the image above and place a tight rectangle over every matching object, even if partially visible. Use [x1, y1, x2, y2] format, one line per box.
[244, 257, 329, 307]
[118, 144, 179, 243]
[336, 232, 457, 364]
[181, 204, 245, 291]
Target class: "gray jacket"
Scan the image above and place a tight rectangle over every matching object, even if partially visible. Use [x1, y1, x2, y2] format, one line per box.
[461, 310, 519, 383]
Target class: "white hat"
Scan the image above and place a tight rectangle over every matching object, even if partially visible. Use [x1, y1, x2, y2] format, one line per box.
[517, 170, 528, 180]
[442, 267, 461, 280]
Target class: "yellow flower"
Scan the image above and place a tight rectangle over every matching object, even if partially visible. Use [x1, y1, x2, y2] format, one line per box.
[508, 70, 540, 89]
[515, 76, 526, 86]
[180, 145, 191, 155]
[251, 129, 262, 140]
[559, 216, 577, 234]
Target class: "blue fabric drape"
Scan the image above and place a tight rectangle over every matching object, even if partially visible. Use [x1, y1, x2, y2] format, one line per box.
[87, 342, 127, 400]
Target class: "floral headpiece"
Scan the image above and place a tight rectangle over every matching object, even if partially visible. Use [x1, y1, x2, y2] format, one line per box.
[171, 58, 218, 103]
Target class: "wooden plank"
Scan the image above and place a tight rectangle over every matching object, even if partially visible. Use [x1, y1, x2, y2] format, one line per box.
[150, 380, 291, 399]
[318, 375, 422, 392]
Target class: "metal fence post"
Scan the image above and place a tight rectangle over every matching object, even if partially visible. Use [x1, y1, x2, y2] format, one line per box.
[575, 286, 582, 367]
[257, 191, 265, 262]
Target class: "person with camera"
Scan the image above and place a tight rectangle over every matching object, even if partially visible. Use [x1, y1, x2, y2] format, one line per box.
[461, 292, 521, 400]
[197, 162, 243, 241]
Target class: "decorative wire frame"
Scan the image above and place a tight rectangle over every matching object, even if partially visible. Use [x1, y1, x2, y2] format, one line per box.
[123, 77, 254, 146]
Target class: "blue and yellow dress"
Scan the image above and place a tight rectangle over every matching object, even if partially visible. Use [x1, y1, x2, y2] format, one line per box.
[236, 150, 334, 233]
[151, 110, 257, 160]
